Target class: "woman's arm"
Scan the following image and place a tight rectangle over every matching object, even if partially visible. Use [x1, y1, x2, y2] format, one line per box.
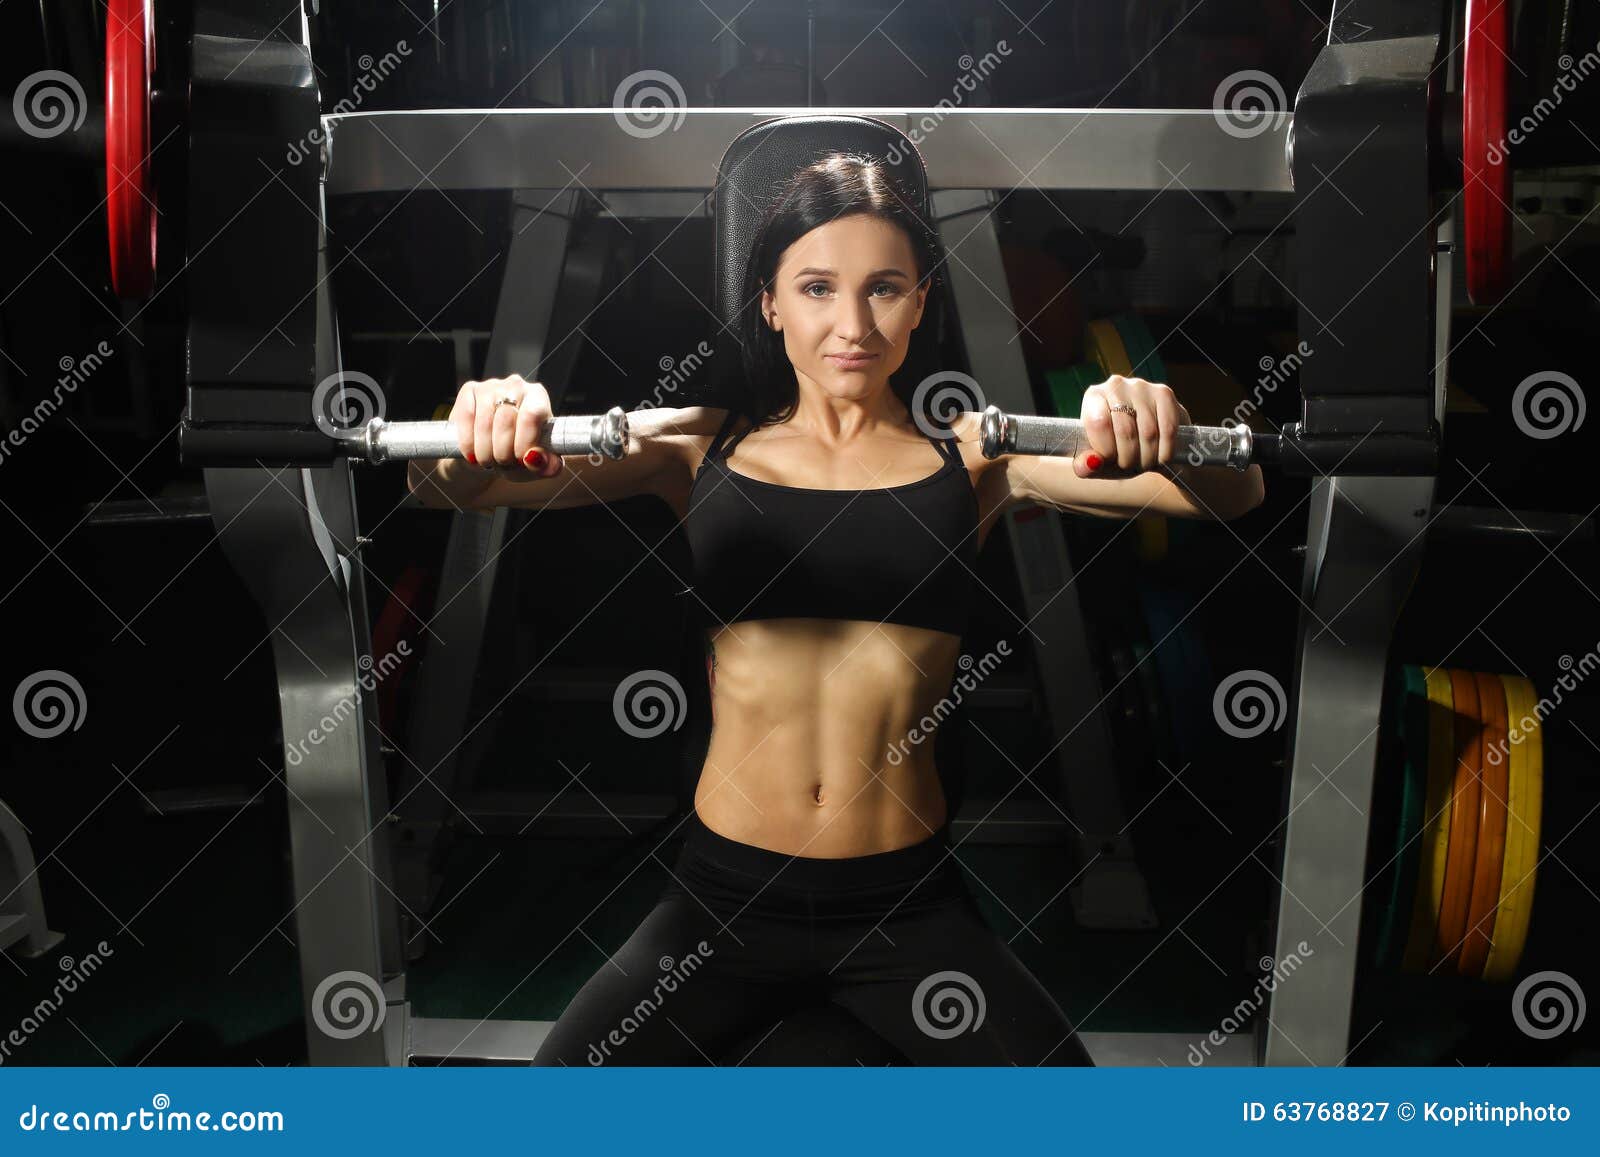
[407, 400, 696, 513]
[407, 422, 680, 512]
[405, 455, 498, 509]
[977, 377, 1267, 522]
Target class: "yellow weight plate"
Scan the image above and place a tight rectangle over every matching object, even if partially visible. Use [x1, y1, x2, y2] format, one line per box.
[1402, 666, 1457, 972]
[1085, 318, 1135, 378]
[1483, 673, 1531, 981]
[1460, 671, 1509, 977]
[1484, 672, 1528, 979]
[1483, 674, 1543, 981]
[1435, 668, 1484, 971]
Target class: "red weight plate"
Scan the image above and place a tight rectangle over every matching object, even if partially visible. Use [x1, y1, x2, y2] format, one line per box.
[106, 0, 156, 299]
[1463, 0, 1511, 305]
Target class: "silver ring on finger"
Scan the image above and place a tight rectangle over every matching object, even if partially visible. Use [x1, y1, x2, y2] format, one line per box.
[1107, 402, 1137, 418]
[494, 394, 521, 408]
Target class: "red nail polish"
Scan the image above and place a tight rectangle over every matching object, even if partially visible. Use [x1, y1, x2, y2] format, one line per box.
[466, 451, 477, 465]
[1085, 453, 1103, 470]
[526, 449, 546, 469]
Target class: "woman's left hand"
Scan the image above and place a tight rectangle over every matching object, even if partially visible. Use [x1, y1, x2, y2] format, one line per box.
[1075, 376, 1192, 479]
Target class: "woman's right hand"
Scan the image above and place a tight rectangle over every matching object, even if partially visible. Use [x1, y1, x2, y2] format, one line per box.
[450, 373, 563, 479]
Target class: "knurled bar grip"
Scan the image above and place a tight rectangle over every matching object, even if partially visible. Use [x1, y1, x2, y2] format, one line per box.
[349, 407, 630, 464]
[979, 404, 1259, 470]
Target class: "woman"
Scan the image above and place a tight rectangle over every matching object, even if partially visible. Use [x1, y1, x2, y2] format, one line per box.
[408, 153, 1265, 1065]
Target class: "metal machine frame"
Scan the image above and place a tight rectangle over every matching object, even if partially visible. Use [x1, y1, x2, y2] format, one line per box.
[181, 0, 1457, 1065]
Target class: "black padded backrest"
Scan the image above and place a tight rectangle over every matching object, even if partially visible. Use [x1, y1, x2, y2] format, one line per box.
[711, 115, 928, 334]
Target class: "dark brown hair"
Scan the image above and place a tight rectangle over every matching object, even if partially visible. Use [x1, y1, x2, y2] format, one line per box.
[722, 152, 949, 432]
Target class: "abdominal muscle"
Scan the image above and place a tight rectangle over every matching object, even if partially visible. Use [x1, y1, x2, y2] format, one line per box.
[693, 617, 959, 858]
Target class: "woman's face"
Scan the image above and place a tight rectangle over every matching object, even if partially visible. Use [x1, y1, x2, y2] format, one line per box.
[760, 213, 928, 405]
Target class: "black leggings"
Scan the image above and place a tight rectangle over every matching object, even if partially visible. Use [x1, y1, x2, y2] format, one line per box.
[531, 811, 1095, 1066]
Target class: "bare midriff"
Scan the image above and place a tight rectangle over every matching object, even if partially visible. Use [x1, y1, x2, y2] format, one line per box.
[693, 616, 961, 858]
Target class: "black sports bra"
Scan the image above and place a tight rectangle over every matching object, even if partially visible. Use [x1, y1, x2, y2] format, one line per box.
[683, 409, 979, 637]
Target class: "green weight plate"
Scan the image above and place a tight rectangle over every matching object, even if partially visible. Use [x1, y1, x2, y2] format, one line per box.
[1045, 362, 1101, 419]
[1375, 665, 1429, 971]
[1112, 311, 1168, 382]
